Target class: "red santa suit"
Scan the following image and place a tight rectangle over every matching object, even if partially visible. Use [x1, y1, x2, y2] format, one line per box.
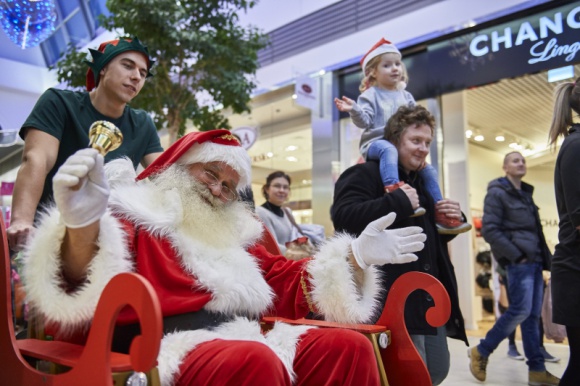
[22, 131, 382, 386]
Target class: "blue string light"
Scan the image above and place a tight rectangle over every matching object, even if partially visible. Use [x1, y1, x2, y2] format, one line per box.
[0, 0, 56, 49]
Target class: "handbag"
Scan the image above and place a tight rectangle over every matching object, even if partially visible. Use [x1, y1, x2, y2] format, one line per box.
[541, 279, 567, 343]
[282, 207, 318, 260]
[284, 236, 315, 261]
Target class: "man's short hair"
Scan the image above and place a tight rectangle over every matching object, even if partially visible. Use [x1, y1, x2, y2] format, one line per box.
[384, 105, 435, 145]
[503, 151, 522, 166]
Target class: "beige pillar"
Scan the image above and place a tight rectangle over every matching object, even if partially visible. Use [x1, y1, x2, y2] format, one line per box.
[441, 91, 480, 331]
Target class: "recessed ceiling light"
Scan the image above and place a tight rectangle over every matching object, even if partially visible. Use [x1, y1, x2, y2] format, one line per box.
[286, 156, 298, 162]
[474, 134, 484, 142]
[285, 145, 298, 151]
[266, 152, 274, 157]
[465, 130, 473, 139]
[291, 94, 297, 99]
[495, 135, 505, 142]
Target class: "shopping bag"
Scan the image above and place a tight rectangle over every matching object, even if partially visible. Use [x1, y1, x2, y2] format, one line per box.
[542, 279, 567, 343]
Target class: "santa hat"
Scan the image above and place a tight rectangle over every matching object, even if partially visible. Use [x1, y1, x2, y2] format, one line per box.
[360, 38, 401, 73]
[85, 36, 154, 91]
[136, 130, 252, 189]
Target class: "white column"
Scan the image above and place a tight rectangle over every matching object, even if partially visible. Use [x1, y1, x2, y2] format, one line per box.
[441, 91, 480, 331]
[311, 72, 336, 234]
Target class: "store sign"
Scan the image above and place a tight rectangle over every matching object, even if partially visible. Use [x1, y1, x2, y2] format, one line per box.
[402, 1, 580, 101]
[469, 6, 580, 64]
[231, 126, 258, 150]
[294, 75, 318, 110]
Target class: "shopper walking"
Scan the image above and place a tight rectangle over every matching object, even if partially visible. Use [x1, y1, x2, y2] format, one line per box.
[468, 151, 558, 385]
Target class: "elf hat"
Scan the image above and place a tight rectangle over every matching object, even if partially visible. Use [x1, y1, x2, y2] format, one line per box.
[85, 36, 154, 91]
[360, 38, 401, 73]
[136, 129, 251, 188]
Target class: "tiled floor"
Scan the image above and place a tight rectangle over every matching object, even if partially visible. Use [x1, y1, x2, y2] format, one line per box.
[442, 336, 568, 385]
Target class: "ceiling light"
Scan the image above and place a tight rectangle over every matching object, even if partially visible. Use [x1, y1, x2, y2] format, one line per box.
[266, 152, 274, 158]
[319, 69, 326, 76]
[465, 130, 473, 139]
[285, 145, 298, 151]
[495, 135, 505, 142]
[286, 156, 298, 162]
[474, 134, 484, 142]
[291, 94, 297, 99]
[523, 148, 534, 156]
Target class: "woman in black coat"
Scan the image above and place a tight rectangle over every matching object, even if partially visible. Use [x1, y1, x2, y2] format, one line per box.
[548, 77, 580, 386]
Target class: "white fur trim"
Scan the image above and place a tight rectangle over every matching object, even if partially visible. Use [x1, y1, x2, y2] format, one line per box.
[22, 209, 133, 329]
[156, 318, 313, 385]
[169, 230, 274, 317]
[110, 182, 270, 316]
[109, 183, 183, 237]
[307, 233, 381, 323]
[264, 322, 313, 382]
[177, 141, 251, 188]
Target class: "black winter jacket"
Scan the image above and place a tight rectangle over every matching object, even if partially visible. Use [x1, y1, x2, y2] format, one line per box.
[481, 177, 551, 270]
[331, 160, 468, 345]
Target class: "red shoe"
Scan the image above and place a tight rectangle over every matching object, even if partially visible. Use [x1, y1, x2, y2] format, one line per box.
[384, 181, 405, 193]
[435, 209, 472, 235]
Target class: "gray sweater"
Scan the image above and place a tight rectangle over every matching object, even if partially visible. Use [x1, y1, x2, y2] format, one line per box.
[256, 205, 294, 253]
[349, 86, 415, 157]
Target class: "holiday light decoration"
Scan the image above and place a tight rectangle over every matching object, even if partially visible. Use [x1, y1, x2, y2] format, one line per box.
[0, 0, 57, 49]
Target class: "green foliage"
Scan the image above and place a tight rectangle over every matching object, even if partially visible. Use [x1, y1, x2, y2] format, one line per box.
[53, 0, 267, 142]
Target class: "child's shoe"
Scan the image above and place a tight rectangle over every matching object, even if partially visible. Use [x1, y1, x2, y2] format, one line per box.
[384, 182, 425, 217]
[384, 181, 405, 193]
[435, 208, 472, 235]
[411, 207, 426, 217]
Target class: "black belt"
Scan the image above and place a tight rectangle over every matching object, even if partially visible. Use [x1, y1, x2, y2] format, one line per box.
[112, 309, 234, 353]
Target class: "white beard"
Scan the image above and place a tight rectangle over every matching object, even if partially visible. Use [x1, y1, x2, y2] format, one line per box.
[152, 165, 256, 249]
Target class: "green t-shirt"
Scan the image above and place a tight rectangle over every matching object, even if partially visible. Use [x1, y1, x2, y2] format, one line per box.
[21, 88, 163, 210]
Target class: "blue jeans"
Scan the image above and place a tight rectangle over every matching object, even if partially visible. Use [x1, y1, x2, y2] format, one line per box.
[410, 326, 450, 385]
[367, 139, 443, 202]
[478, 262, 545, 371]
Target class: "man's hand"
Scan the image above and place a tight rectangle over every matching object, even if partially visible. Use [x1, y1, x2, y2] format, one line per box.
[400, 183, 420, 209]
[7, 221, 34, 252]
[334, 96, 355, 113]
[351, 212, 426, 269]
[435, 199, 462, 220]
[53, 148, 109, 228]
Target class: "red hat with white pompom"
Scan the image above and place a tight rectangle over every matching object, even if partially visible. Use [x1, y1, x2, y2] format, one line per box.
[360, 38, 401, 73]
[136, 130, 251, 188]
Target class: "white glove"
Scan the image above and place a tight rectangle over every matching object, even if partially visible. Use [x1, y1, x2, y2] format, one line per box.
[351, 212, 426, 269]
[53, 148, 110, 228]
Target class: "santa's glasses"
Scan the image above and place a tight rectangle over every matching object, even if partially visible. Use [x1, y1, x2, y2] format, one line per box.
[199, 170, 238, 201]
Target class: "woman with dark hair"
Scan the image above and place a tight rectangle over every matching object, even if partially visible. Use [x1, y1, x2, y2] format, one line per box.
[255, 171, 295, 254]
[549, 77, 580, 386]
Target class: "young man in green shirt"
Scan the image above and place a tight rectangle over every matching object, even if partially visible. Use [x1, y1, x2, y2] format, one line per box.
[8, 37, 163, 251]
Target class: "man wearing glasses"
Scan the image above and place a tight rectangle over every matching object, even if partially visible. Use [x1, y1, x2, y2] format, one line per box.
[20, 129, 426, 386]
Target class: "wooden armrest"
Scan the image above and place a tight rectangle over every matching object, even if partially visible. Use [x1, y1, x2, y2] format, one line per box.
[261, 316, 387, 334]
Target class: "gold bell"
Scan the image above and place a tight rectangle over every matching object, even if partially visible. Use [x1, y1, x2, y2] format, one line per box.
[88, 121, 123, 156]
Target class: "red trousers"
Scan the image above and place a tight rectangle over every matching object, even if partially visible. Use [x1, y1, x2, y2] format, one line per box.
[176, 328, 380, 385]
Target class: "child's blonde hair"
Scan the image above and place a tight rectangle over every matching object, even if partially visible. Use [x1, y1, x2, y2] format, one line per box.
[359, 55, 408, 93]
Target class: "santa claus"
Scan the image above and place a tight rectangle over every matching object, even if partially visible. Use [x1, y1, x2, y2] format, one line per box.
[21, 130, 426, 385]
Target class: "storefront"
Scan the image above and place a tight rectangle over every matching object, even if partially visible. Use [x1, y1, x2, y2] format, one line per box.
[335, 0, 579, 326]
[228, 0, 579, 329]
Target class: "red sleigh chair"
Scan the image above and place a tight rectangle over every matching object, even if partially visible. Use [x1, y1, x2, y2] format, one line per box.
[0, 216, 163, 386]
[259, 226, 452, 386]
[2, 217, 450, 386]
